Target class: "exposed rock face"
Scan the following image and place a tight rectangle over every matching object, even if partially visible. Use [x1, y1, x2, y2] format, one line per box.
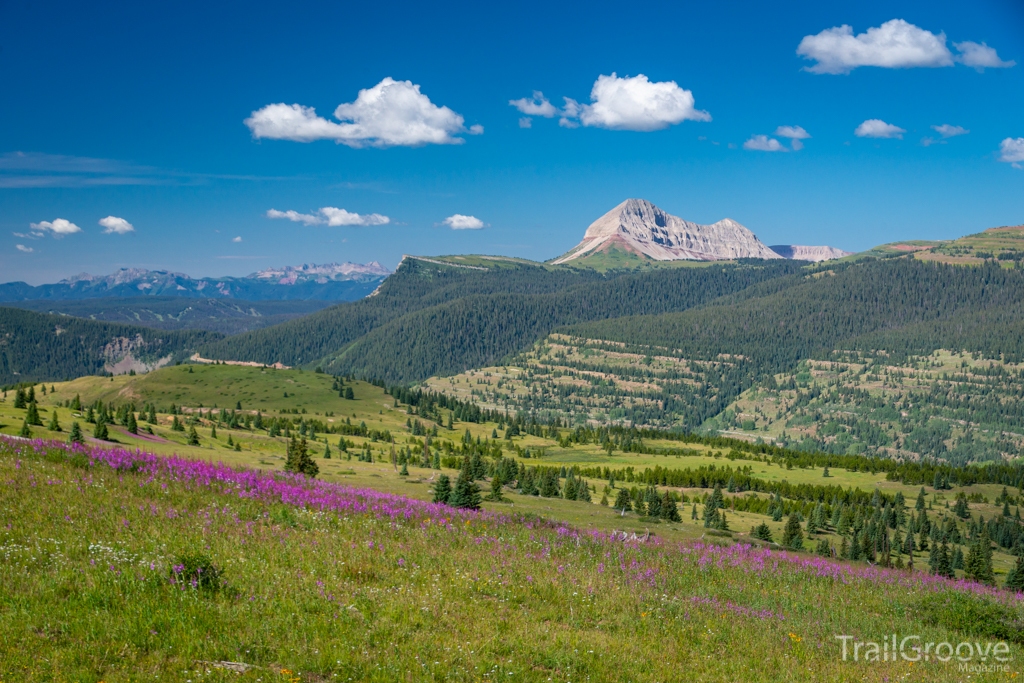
[553, 199, 782, 264]
[769, 245, 853, 262]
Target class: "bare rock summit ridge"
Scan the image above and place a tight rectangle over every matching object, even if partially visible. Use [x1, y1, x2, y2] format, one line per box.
[553, 199, 782, 263]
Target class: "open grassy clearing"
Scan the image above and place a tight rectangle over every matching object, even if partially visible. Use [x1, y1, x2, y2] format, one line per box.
[2, 363, 1021, 581]
[2, 437, 1021, 682]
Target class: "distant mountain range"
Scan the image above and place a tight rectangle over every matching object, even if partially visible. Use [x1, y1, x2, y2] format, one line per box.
[0, 262, 391, 303]
[552, 198, 850, 265]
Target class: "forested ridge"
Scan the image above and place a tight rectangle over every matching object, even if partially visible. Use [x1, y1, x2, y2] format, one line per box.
[0, 307, 220, 384]
[203, 257, 804, 377]
[570, 260, 1024, 371]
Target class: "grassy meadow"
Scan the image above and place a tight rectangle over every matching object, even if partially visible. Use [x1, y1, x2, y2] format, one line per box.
[2, 437, 1022, 682]
[2, 363, 1021, 575]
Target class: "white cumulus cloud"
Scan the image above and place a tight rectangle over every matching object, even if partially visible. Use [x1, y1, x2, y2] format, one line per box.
[518, 117, 532, 129]
[16, 244, 33, 253]
[98, 216, 134, 234]
[743, 135, 787, 152]
[954, 41, 1016, 71]
[245, 78, 475, 148]
[999, 138, 1024, 169]
[855, 119, 906, 139]
[562, 73, 711, 131]
[443, 214, 485, 230]
[932, 124, 969, 138]
[266, 207, 389, 227]
[797, 19, 953, 74]
[232, 236, 242, 243]
[774, 125, 810, 139]
[509, 91, 557, 117]
[30, 218, 82, 236]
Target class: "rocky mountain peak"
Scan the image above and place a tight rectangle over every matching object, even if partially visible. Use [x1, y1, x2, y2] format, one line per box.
[553, 199, 782, 263]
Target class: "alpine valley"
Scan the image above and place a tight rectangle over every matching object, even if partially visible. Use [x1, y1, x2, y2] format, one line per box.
[3, 199, 1024, 682]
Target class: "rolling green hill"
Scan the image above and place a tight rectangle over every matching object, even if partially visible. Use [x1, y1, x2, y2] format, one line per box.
[200, 256, 804, 380]
[0, 307, 220, 384]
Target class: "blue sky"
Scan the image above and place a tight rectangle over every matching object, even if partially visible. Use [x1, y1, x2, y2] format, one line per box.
[1, 0, 1022, 284]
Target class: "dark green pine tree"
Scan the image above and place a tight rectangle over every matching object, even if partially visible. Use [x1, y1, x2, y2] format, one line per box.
[323, 443, 331, 459]
[660, 492, 681, 522]
[781, 512, 804, 550]
[485, 474, 505, 502]
[433, 474, 452, 504]
[752, 521, 773, 542]
[575, 480, 592, 503]
[13, 388, 26, 409]
[539, 469, 561, 498]
[933, 542, 954, 579]
[963, 530, 995, 585]
[26, 401, 42, 426]
[815, 539, 832, 557]
[1005, 555, 1024, 592]
[147, 404, 157, 424]
[703, 484, 724, 528]
[449, 469, 482, 510]
[68, 421, 84, 445]
[187, 425, 200, 445]
[613, 488, 632, 513]
[127, 410, 138, 434]
[344, 387, 354, 400]
[399, 462, 409, 476]
[47, 409, 62, 432]
[210, 423, 217, 439]
[18, 419, 31, 438]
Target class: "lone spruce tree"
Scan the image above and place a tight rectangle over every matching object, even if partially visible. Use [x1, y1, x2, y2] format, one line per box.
[47, 409, 61, 432]
[964, 530, 995, 585]
[432, 474, 452, 504]
[68, 421, 84, 445]
[449, 469, 481, 510]
[782, 512, 804, 550]
[752, 521, 774, 542]
[1005, 554, 1024, 592]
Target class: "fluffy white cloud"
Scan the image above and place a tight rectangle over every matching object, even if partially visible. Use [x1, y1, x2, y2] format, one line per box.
[797, 19, 953, 74]
[855, 119, 906, 139]
[999, 138, 1024, 168]
[266, 207, 390, 227]
[774, 125, 810, 139]
[773, 126, 810, 150]
[232, 236, 242, 243]
[954, 41, 1016, 70]
[509, 92, 556, 117]
[266, 209, 321, 225]
[932, 124, 969, 138]
[443, 214, 485, 230]
[98, 216, 134, 234]
[16, 244, 33, 253]
[518, 117, 532, 129]
[743, 135, 787, 152]
[560, 74, 710, 131]
[319, 207, 389, 226]
[30, 218, 82, 236]
[245, 78, 474, 148]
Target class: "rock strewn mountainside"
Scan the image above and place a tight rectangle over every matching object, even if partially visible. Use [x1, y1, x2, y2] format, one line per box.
[769, 245, 854, 261]
[552, 199, 783, 264]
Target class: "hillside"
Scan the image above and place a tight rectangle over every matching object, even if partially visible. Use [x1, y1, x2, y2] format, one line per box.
[5, 437, 1022, 681]
[0, 307, 220, 384]
[7, 297, 333, 334]
[200, 257, 804, 380]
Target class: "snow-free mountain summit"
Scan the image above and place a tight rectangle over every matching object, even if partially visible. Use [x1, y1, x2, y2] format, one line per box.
[552, 199, 848, 264]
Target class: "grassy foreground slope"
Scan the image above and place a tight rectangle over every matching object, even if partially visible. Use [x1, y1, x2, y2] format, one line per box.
[7, 364, 1023, 581]
[2, 437, 1022, 682]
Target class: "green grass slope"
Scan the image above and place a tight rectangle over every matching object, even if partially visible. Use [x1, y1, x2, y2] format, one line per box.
[2, 438, 1022, 682]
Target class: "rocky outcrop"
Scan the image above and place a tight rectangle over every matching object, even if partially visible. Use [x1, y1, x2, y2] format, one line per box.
[553, 199, 782, 264]
[769, 245, 853, 262]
